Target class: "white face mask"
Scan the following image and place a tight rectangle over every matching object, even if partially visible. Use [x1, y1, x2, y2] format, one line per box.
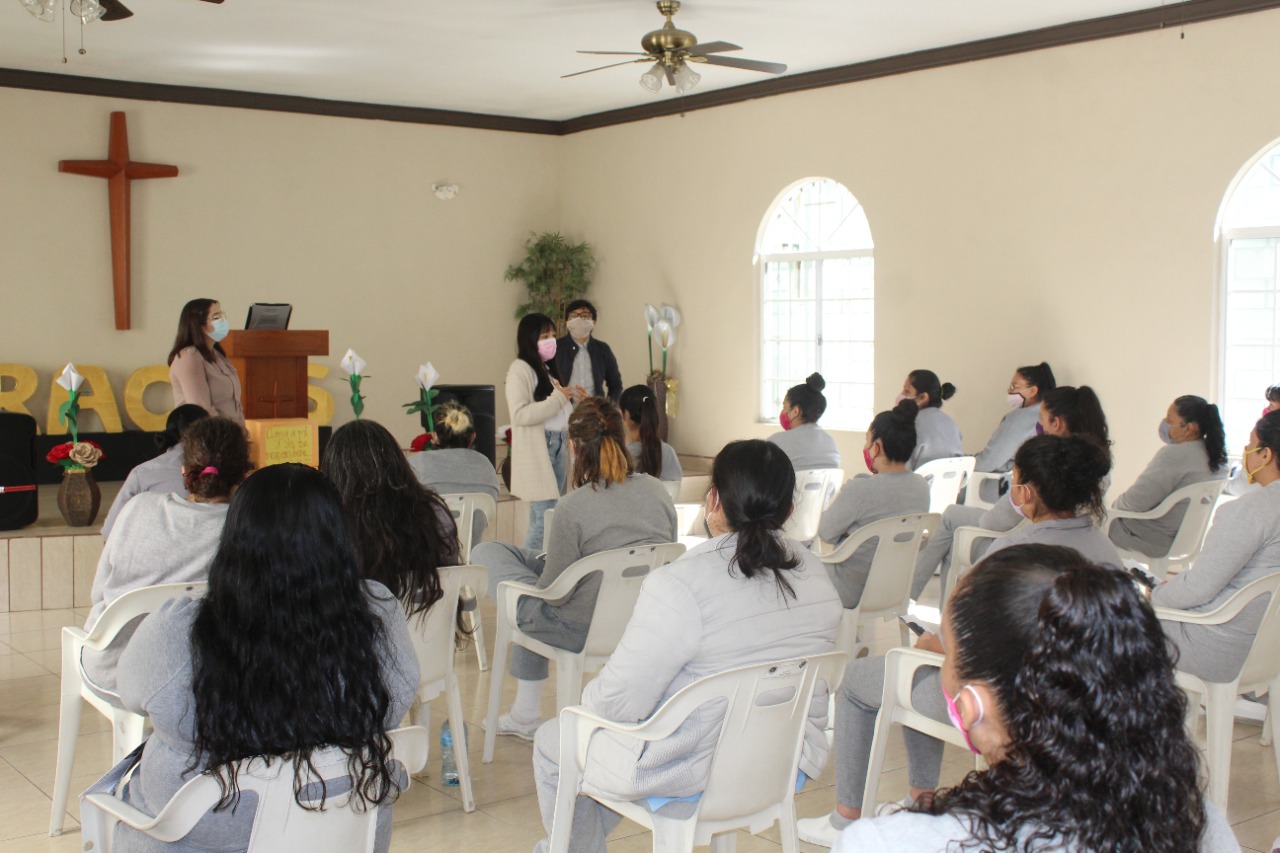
[1006, 392, 1025, 410]
[566, 317, 594, 339]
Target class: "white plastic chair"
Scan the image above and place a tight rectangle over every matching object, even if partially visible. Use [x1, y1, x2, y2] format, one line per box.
[1106, 479, 1228, 579]
[50, 581, 208, 836]
[662, 480, 682, 501]
[782, 468, 844, 543]
[818, 513, 939, 659]
[80, 726, 428, 853]
[482, 542, 686, 763]
[542, 508, 556, 552]
[1155, 572, 1280, 811]
[548, 652, 847, 853]
[961, 472, 1007, 511]
[941, 524, 1024, 607]
[913, 457, 976, 513]
[406, 564, 488, 813]
[862, 647, 984, 815]
[441, 492, 498, 671]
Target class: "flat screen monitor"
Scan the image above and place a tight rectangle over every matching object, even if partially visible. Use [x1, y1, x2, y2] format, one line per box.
[421, 384, 497, 466]
[244, 303, 292, 330]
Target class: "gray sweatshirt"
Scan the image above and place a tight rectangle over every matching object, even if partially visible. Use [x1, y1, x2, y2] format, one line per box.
[908, 407, 964, 471]
[519, 473, 678, 633]
[626, 440, 683, 482]
[114, 582, 418, 853]
[101, 445, 188, 540]
[767, 423, 842, 471]
[1109, 441, 1226, 558]
[973, 403, 1041, 473]
[408, 447, 501, 546]
[985, 515, 1123, 568]
[818, 472, 932, 607]
[83, 492, 229, 694]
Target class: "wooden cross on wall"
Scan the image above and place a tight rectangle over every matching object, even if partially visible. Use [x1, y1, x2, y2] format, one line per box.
[59, 112, 178, 331]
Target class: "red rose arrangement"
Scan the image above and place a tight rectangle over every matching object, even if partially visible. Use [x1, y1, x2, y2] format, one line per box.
[47, 440, 105, 471]
[410, 433, 435, 453]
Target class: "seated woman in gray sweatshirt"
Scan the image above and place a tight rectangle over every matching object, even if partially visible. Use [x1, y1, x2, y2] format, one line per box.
[972, 362, 1054, 475]
[620, 384, 683, 483]
[82, 417, 251, 696]
[819, 400, 931, 608]
[409, 401, 501, 546]
[1154, 410, 1280, 682]
[768, 372, 842, 471]
[896, 370, 963, 471]
[1109, 395, 1228, 559]
[100, 404, 208, 541]
[474, 397, 677, 740]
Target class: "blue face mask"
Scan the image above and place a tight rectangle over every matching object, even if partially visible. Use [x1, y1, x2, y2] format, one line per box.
[209, 316, 230, 342]
[1157, 420, 1175, 445]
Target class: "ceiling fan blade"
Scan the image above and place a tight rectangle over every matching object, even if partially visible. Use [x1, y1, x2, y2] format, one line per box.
[562, 59, 646, 79]
[577, 50, 651, 56]
[686, 40, 742, 57]
[98, 0, 133, 21]
[197, 0, 226, 4]
[701, 55, 787, 74]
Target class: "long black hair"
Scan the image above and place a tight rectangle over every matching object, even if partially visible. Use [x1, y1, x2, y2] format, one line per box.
[168, 298, 223, 365]
[190, 464, 399, 811]
[1040, 385, 1110, 448]
[1173, 395, 1228, 472]
[516, 312, 559, 402]
[925, 544, 1205, 853]
[321, 420, 461, 620]
[157, 403, 209, 452]
[619, 384, 662, 477]
[1015, 362, 1056, 399]
[868, 400, 919, 463]
[784, 373, 828, 423]
[1013, 434, 1110, 521]
[711, 440, 800, 597]
[907, 369, 955, 409]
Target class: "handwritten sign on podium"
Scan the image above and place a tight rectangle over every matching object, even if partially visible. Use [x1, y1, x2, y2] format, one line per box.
[245, 418, 320, 468]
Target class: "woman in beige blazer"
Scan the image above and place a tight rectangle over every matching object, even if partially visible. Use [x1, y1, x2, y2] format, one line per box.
[167, 298, 244, 425]
[507, 312, 581, 549]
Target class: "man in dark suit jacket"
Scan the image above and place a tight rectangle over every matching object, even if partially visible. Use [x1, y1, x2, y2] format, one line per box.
[554, 299, 623, 402]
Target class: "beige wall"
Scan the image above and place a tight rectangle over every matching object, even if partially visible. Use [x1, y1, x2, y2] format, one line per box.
[0, 88, 560, 444]
[560, 10, 1280, 490]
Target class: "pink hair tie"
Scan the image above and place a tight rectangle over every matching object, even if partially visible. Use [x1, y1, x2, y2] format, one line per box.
[200, 466, 219, 476]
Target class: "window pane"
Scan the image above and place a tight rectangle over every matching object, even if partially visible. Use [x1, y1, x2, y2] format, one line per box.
[761, 260, 818, 420]
[760, 179, 873, 254]
[1224, 231, 1280, 452]
[1223, 150, 1280, 230]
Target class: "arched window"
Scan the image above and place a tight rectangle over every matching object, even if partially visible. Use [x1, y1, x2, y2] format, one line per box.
[1218, 141, 1280, 447]
[757, 178, 874, 431]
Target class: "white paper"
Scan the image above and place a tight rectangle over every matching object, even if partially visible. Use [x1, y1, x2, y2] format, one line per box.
[340, 348, 367, 376]
[417, 362, 440, 391]
[56, 363, 84, 393]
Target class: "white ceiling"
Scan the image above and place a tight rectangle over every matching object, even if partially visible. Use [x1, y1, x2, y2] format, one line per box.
[1, 0, 1180, 122]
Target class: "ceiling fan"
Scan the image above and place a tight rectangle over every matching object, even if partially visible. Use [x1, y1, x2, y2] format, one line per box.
[19, 0, 223, 23]
[565, 0, 787, 95]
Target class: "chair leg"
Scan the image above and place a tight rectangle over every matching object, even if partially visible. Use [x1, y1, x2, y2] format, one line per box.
[1203, 684, 1235, 811]
[483, 620, 512, 764]
[777, 798, 801, 853]
[447, 674, 477, 813]
[470, 607, 489, 672]
[49, 690, 84, 836]
[861, 688, 896, 816]
[708, 831, 738, 853]
[555, 657, 584, 716]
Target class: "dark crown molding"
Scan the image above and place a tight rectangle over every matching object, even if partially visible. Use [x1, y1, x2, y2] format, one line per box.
[2, 0, 1278, 137]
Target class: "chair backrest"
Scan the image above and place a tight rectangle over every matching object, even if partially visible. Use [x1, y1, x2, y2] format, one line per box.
[1163, 479, 1229, 562]
[942, 523, 1026, 606]
[661, 480, 682, 501]
[833, 513, 939, 618]
[782, 468, 844, 542]
[913, 457, 976, 513]
[690, 653, 846, 824]
[83, 581, 209, 651]
[440, 493, 497, 565]
[556, 543, 686, 658]
[407, 565, 487, 690]
[1234, 573, 1280, 688]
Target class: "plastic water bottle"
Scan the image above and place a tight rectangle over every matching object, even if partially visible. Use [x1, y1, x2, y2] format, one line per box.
[441, 721, 460, 786]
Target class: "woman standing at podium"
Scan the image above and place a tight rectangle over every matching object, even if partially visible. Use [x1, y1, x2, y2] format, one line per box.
[168, 298, 244, 425]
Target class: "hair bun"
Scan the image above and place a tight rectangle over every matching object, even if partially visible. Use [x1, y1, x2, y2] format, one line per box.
[893, 399, 919, 422]
[805, 372, 826, 392]
[940, 382, 956, 401]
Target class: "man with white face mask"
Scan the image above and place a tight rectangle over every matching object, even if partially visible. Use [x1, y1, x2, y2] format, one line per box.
[554, 299, 624, 403]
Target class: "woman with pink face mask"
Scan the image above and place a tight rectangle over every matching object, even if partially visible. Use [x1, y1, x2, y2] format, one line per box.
[767, 372, 841, 471]
[505, 313, 586, 549]
[828, 546, 1233, 853]
[897, 369, 962, 471]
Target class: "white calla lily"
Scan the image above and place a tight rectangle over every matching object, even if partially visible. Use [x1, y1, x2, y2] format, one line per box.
[417, 362, 440, 390]
[340, 348, 367, 376]
[659, 303, 682, 329]
[644, 303, 659, 331]
[56, 363, 84, 393]
[655, 318, 677, 349]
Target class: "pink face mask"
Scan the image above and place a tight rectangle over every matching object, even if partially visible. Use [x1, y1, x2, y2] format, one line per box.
[536, 338, 558, 362]
[943, 684, 985, 755]
[779, 410, 793, 431]
[1009, 484, 1030, 520]
[863, 448, 876, 473]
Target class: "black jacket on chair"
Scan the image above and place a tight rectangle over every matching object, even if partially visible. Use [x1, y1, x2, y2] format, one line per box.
[554, 335, 623, 402]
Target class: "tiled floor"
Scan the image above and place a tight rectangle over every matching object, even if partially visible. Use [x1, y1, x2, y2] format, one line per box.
[1, 592, 1277, 852]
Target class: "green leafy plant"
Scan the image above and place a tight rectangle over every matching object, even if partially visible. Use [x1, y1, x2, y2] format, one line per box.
[507, 232, 596, 333]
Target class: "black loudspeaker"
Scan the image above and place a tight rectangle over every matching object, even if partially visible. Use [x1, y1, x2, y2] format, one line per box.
[0, 412, 38, 531]
[421, 385, 497, 466]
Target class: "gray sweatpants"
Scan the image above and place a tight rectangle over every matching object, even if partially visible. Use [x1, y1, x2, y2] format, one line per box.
[476, 541, 589, 681]
[834, 656, 947, 809]
[531, 719, 623, 853]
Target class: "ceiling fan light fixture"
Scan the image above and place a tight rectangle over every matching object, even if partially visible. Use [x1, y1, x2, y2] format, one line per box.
[69, 0, 105, 22]
[674, 63, 701, 94]
[18, 0, 55, 21]
[639, 62, 664, 93]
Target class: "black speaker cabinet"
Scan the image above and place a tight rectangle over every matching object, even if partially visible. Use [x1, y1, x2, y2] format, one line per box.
[0, 412, 38, 530]
[421, 385, 497, 466]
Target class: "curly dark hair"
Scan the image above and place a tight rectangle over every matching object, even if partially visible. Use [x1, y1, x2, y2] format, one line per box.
[710, 439, 800, 598]
[924, 544, 1206, 853]
[190, 464, 400, 812]
[321, 419, 461, 620]
[1012, 434, 1110, 521]
[180, 417, 251, 500]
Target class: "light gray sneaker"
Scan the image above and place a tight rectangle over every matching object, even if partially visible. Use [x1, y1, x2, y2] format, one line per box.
[795, 814, 841, 848]
[483, 712, 540, 742]
[874, 794, 917, 816]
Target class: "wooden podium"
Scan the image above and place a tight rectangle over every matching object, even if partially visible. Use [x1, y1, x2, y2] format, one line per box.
[222, 330, 329, 420]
